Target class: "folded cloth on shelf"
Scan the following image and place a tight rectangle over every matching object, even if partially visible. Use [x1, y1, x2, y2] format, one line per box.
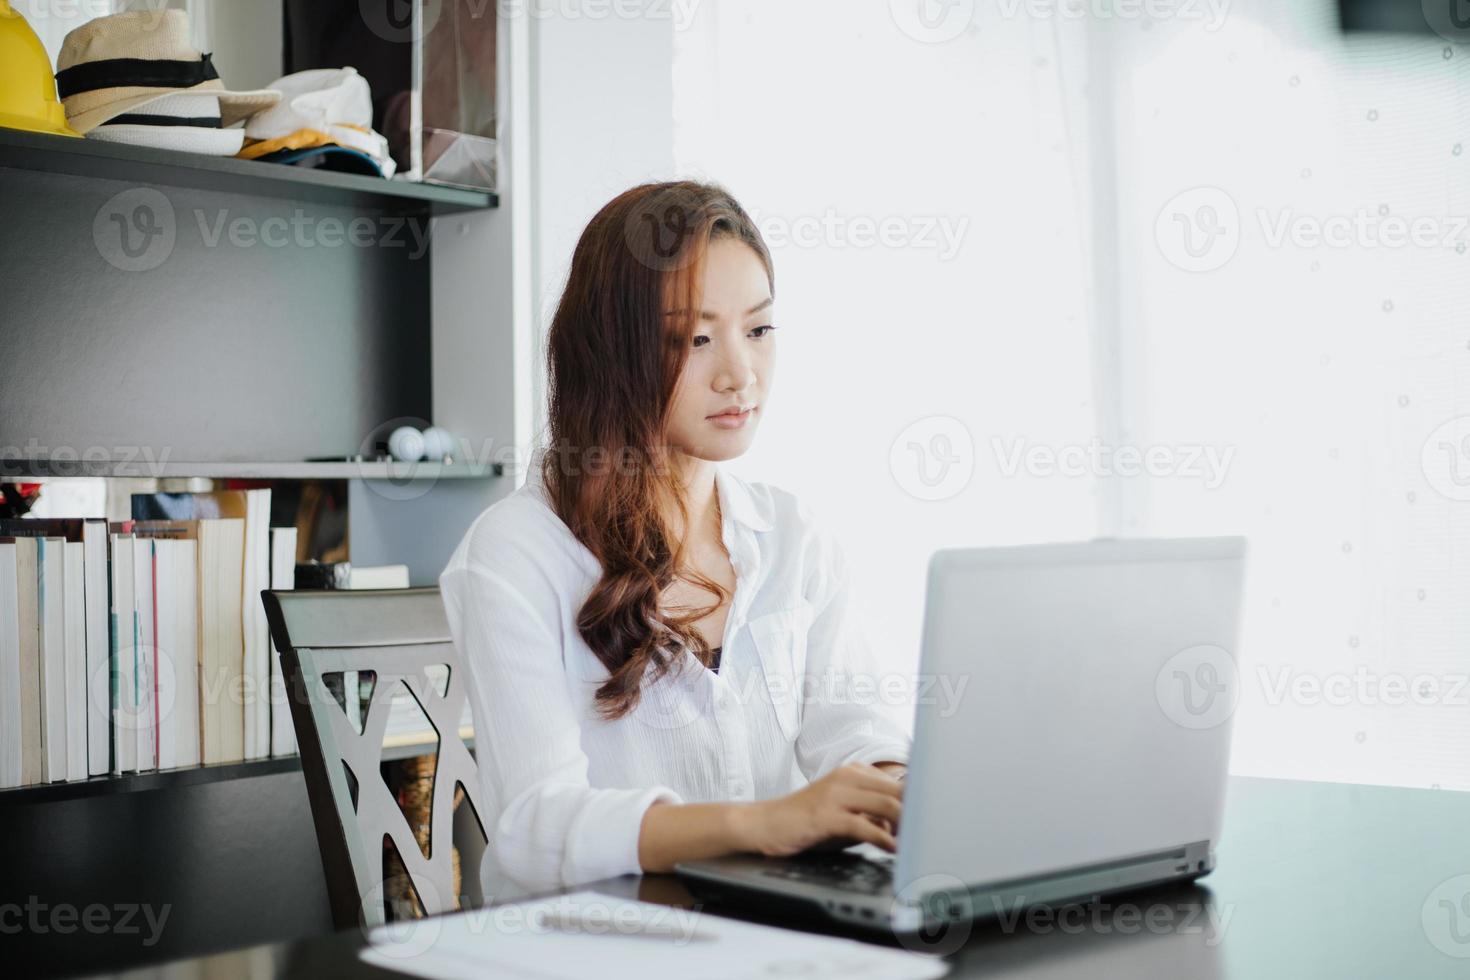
[55, 10, 279, 138]
[252, 145, 387, 178]
[239, 67, 396, 179]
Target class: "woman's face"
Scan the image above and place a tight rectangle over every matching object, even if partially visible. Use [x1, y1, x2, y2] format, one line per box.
[665, 237, 774, 464]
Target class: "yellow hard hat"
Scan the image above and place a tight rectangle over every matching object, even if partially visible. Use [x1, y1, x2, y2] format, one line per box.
[0, 0, 80, 138]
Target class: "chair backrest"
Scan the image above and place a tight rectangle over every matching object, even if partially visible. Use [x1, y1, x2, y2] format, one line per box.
[261, 586, 488, 930]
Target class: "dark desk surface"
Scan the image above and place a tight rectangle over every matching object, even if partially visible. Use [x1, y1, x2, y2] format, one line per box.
[89, 776, 1470, 980]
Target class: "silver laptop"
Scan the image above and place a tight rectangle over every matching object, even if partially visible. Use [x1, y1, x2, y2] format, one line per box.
[675, 536, 1247, 933]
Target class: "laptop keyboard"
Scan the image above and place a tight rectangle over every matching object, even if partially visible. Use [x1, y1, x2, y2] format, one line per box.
[760, 851, 896, 895]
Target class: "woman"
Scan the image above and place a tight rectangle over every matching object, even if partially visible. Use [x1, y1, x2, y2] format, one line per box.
[440, 180, 911, 898]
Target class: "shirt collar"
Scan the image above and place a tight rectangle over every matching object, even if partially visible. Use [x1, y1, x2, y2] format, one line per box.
[525, 459, 774, 533]
[714, 464, 774, 533]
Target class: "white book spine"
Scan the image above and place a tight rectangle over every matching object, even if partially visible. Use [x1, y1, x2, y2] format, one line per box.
[0, 542, 21, 788]
[38, 538, 67, 782]
[83, 521, 110, 776]
[132, 538, 156, 772]
[241, 507, 258, 760]
[63, 541, 87, 781]
[15, 538, 42, 785]
[198, 523, 218, 765]
[243, 490, 272, 760]
[221, 519, 245, 764]
[269, 526, 297, 757]
[153, 541, 177, 771]
[174, 539, 200, 768]
[111, 534, 136, 774]
[255, 503, 270, 757]
[201, 518, 247, 765]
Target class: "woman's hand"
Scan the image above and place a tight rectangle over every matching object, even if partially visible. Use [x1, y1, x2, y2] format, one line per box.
[867, 761, 906, 837]
[872, 761, 907, 780]
[735, 761, 904, 857]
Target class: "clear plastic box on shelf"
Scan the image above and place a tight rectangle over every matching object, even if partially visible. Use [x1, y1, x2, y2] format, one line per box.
[284, 0, 497, 193]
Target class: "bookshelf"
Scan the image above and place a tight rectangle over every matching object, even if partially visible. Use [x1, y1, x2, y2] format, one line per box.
[7, 457, 505, 480]
[0, 4, 533, 974]
[1, 730, 475, 805]
[2, 756, 304, 804]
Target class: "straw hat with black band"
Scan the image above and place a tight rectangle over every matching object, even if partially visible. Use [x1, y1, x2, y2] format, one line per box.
[55, 10, 279, 146]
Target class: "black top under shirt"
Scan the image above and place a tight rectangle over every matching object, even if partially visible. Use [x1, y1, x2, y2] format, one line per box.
[710, 646, 722, 673]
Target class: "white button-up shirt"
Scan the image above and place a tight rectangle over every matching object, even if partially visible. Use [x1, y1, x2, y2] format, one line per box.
[438, 463, 913, 897]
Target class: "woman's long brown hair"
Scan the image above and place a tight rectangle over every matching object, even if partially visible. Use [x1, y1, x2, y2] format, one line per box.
[539, 180, 774, 721]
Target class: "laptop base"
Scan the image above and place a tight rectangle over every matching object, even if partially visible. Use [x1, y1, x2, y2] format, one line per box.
[675, 841, 1216, 934]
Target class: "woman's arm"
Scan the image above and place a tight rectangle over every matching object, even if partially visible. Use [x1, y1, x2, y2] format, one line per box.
[442, 555, 687, 893]
[637, 800, 754, 872]
[637, 761, 905, 872]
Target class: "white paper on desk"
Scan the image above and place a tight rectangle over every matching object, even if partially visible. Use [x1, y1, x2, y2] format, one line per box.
[359, 888, 950, 980]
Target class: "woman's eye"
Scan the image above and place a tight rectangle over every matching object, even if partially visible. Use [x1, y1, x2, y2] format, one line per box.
[693, 325, 773, 347]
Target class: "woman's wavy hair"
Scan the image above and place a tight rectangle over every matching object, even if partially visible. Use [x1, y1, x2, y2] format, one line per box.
[539, 180, 774, 721]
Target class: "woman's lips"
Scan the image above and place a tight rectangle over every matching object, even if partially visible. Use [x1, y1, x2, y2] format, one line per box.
[708, 407, 755, 429]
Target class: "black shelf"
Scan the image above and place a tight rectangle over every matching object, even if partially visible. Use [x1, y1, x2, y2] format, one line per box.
[0, 127, 497, 215]
[0, 756, 303, 804]
[0, 734, 463, 804]
[4, 457, 504, 480]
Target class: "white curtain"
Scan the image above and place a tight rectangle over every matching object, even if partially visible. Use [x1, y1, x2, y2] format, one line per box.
[12, 0, 116, 64]
[15, 0, 215, 67]
[1112, 1, 1470, 791]
[675, 1, 1101, 695]
[676, 0, 1470, 791]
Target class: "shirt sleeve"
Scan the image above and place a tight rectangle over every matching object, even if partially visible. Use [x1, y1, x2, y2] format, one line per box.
[793, 512, 914, 780]
[439, 555, 683, 893]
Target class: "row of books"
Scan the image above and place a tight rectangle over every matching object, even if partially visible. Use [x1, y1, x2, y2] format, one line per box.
[0, 490, 296, 787]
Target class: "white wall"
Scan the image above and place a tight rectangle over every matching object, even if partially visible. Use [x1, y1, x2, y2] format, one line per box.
[200, 0, 282, 90]
[526, 7, 676, 453]
[15, 0, 280, 88]
[12, 0, 113, 63]
[673, 2, 1100, 687]
[1111, 3, 1470, 791]
[672, 1, 1470, 794]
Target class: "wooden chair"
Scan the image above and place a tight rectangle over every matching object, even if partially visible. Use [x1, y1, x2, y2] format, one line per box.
[261, 586, 488, 930]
